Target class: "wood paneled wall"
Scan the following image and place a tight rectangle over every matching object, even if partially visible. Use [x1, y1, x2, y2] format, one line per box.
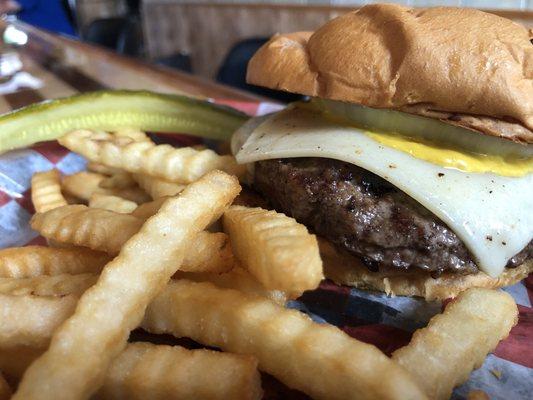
[142, 1, 533, 78]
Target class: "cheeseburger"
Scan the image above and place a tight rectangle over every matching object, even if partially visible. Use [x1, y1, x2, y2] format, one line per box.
[232, 4, 533, 300]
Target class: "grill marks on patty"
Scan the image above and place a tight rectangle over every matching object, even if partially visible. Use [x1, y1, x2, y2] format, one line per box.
[254, 158, 523, 276]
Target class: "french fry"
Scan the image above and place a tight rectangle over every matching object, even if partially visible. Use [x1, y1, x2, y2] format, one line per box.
[174, 267, 287, 305]
[14, 171, 240, 400]
[113, 128, 151, 142]
[131, 197, 168, 220]
[62, 172, 150, 203]
[0, 294, 78, 349]
[62, 171, 106, 201]
[0, 246, 109, 278]
[99, 172, 136, 189]
[184, 231, 234, 273]
[223, 206, 323, 296]
[0, 372, 11, 400]
[31, 205, 144, 256]
[31, 206, 233, 273]
[31, 169, 68, 213]
[89, 194, 138, 214]
[1, 342, 262, 400]
[142, 280, 426, 400]
[0, 274, 97, 297]
[87, 162, 122, 176]
[392, 288, 518, 400]
[133, 173, 186, 199]
[59, 130, 245, 183]
[98, 342, 262, 400]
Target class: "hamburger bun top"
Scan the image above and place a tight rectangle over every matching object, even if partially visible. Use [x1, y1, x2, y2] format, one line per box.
[247, 4, 533, 143]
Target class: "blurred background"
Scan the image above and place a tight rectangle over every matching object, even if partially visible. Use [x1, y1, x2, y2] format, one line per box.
[2, 0, 533, 101]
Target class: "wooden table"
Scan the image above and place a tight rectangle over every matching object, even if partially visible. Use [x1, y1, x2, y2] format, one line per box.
[0, 19, 266, 115]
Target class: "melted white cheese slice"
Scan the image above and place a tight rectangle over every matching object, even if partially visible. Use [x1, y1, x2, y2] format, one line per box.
[234, 107, 533, 277]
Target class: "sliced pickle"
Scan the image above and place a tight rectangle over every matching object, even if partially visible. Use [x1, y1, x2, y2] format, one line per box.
[0, 90, 248, 154]
[312, 99, 532, 160]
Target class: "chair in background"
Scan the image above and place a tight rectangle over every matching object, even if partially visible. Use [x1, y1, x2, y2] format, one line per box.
[154, 53, 192, 73]
[216, 38, 304, 103]
[81, 0, 144, 57]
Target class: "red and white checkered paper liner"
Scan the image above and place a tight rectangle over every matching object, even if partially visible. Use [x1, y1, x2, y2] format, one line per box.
[0, 100, 531, 399]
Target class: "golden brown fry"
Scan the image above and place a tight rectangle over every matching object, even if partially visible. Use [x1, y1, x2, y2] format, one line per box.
[223, 206, 323, 296]
[0, 372, 11, 400]
[89, 194, 138, 214]
[143, 280, 426, 400]
[0, 294, 78, 349]
[99, 172, 136, 189]
[30, 205, 144, 256]
[87, 162, 122, 176]
[32, 206, 232, 272]
[14, 171, 241, 400]
[130, 197, 168, 220]
[133, 173, 186, 199]
[31, 169, 68, 213]
[174, 267, 287, 305]
[62, 172, 149, 204]
[62, 171, 105, 201]
[0, 274, 97, 297]
[184, 231, 234, 273]
[98, 342, 262, 400]
[392, 288, 518, 400]
[59, 130, 245, 183]
[0, 246, 109, 278]
[113, 128, 151, 142]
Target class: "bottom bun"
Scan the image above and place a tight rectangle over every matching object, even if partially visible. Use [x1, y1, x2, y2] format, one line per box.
[319, 239, 532, 301]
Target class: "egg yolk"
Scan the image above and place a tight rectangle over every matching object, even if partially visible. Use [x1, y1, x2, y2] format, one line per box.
[365, 131, 533, 177]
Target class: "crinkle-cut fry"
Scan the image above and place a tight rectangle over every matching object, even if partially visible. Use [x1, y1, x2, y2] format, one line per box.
[62, 171, 150, 204]
[223, 206, 323, 296]
[98, 342, 262, 400]
[133, 173, 186, 199]
[89, 194, 138, 214]
[113, 128, 151, 142]
[87, 162, 122, 176]
[174, 267, 287, 305]
[62, 171, 106, 200]
[0, 273, 97, 297]
[99, 172, 136, 189]
[31, 169, 68, 213]
[30, 205, 144, 256]
[142, 280, 426, 400]
[59, 130, 246, 183]
[0, 294, 78, 349]
[31, 205, 232, 272]
[184, 231, 234, 274]
[14, 171, 241, 400]
[131, 197, 169, 220]
[0, 372, 11, 400]
[392, 288, 518, 400]
[0, 246, 109, 278]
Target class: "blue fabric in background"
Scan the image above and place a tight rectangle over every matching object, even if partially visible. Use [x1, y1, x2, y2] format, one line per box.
[16, 0, 75, 36]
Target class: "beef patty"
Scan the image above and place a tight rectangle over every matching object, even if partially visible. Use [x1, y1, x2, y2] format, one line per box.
[254, 158, 532, 276]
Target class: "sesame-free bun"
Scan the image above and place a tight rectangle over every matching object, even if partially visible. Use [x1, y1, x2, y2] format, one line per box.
[247, 4, 533, 143]
[319, 239, 533, 301]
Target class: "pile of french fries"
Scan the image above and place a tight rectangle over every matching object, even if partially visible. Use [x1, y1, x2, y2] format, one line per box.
[0, 129, 519, 400]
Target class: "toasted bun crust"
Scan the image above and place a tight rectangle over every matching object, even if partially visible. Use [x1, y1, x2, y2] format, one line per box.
[247, 4, 533, 142]
[319, 239, 533, 301]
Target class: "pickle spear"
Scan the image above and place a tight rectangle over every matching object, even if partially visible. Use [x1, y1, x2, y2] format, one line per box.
[0, 90, 249, 154]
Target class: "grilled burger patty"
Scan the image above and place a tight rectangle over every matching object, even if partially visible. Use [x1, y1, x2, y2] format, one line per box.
[254, 158, 532, 276]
